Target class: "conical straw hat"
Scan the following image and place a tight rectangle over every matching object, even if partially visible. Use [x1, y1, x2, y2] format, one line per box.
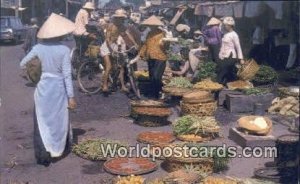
[37, 13, 75, 39]
[207, 17, 221, 26]
[112, 9, 127, 18]
[141, 15, 164, 26]
[83, 2, 95, 10]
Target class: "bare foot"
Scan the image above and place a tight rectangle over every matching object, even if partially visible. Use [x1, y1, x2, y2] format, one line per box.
[121, 87, 129, 93]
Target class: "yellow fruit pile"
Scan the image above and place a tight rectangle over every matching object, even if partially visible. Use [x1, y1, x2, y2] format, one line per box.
[115, 175, 145, 184]
[193, 79, 223, 90]
[203, 176, 237, 184]
[134, 70, 149, 79]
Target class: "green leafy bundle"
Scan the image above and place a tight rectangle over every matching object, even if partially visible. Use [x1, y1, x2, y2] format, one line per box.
[173, 115, 219, 135]
[196, 62, 217, 81]
[243, 87, 270, 95]
[166, 77, 193, 88]
[252, 65, 278, 84]
[72, 139, 128, 160]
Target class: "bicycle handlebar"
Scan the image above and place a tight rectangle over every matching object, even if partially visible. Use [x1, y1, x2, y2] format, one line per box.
[112, 46, 136, 55]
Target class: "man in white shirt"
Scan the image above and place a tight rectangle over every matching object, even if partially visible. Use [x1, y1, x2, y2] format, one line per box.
[73, 2, 95, 54]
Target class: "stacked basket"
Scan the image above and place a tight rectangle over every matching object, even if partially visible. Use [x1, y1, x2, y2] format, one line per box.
[180, 91, 217, 116]
[130, 100, 171, 127]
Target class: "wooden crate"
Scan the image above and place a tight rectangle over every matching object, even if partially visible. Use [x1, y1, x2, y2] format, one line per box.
[225, 93, 275, 113]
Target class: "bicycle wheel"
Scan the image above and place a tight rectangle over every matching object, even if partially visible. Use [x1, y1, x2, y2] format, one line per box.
[77, 60, 103, 94]
[70, 48, 81, 79]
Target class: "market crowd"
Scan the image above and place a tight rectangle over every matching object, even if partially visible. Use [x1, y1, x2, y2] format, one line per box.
[19, 1, 299, 166]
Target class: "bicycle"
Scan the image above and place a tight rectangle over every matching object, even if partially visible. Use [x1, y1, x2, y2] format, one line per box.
[77, 45, 141, 99]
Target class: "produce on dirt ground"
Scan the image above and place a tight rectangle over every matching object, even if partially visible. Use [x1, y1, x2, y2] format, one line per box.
[72, 139, 128, 160]
[268, 96, 299, 117]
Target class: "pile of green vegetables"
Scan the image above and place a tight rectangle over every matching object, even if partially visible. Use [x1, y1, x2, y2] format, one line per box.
[252, 65, 278, 84]
[181, 143, 230, 172]
[178, 38, 193, 48]
[166, 77, 193, 88]
[196, 61, 217, 81]
[243, 87, 270, 95]
[72, 139, 128, 160]
[173, 115, 219, 136]
[168, 52, 182, 61]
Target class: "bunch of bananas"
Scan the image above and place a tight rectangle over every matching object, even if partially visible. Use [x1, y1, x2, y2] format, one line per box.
[115, 175, 145, 184]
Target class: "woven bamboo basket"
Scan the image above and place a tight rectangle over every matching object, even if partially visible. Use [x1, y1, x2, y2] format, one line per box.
[163, 87, 193, 97]
[176, 134, 210, 142]
[237, 59, 260, 81]
[163, 156, 214, 174]
[238, 116, 272, 136]
[163, 169, 201, 184]
[176, 129, 220, 142]
[134, 115, 171, 127]
[149, 143, 170, 160]
[181, 101, 217, 116]
[137, 131, 175, 145]
[131, 106, 171, 117]
[130, 100, 166, 108]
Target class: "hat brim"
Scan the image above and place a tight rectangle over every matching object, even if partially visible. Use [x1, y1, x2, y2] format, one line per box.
[112, 15, 127, 18]
[37, 13, 75, 39]
[83, 6, 95, 10]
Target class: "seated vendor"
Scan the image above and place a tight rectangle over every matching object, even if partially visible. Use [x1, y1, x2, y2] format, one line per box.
[170, 47, 196, 80]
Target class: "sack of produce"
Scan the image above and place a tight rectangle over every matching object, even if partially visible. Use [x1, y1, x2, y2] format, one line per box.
[238, 116, 272, 135]
[268, 96, 299, 117]
[26, 56, 41, 84]
[85, 45, 100, 59]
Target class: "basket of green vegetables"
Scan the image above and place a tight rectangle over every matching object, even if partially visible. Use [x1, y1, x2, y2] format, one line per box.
[252, 65, 278, 85]
[163, 77, 194, 96]
[173, 115, 220, 142]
